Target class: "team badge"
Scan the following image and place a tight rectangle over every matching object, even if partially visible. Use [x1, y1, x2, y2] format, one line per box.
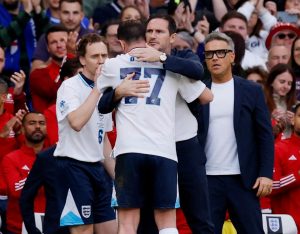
[267, 216, 282, 233]
[81, 205, 91, 219]
[59, 100, 69, 115]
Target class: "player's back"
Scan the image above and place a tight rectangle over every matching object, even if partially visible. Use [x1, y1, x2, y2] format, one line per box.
[99, 54, 201, 161]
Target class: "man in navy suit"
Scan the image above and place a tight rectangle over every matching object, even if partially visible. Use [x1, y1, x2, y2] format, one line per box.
[197, 31, 274, 234]
[20, 145, 69, 234]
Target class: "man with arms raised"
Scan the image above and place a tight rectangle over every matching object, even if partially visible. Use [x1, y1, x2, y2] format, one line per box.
[32, 0, 90, 70]
[30, 25, 68, 112]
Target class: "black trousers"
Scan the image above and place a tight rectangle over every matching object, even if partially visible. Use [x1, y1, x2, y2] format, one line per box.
[207, 175, 264, 234]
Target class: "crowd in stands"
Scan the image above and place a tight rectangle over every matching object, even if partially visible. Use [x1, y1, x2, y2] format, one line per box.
[0, 0, 300, 233]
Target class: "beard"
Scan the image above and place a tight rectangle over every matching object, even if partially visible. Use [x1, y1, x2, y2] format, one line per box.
[52, 54, 65, 63]
[25, 131, 46, 144]
[3, 0, 19, 11]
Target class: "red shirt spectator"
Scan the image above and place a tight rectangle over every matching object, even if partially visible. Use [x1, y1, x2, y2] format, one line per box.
[271, 133, 300, 230]
[44, 104, 58, 145]
[2, 144, 46, 233]
[0, 111, 20, 160]
[1, 112, 48, 233]
[3, 86, 27, 114]
[30, 61, 61, 112]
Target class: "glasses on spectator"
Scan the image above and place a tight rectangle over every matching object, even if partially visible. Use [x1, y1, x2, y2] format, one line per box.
[276, 33, 297, 40]
[204, 49, 233, 59]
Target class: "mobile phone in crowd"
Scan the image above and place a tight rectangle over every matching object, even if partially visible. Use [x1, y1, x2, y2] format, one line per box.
[277, 11, 298, 24]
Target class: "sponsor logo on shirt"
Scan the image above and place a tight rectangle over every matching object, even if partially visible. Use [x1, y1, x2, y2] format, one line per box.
[8, 130, 15, 138]
[22, 165, 30, 171]
[5, 93, 13, 104]
[15, 178, 27, 191]
[288, 155, 297, 161]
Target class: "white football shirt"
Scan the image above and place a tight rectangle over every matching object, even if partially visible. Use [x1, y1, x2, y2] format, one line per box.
[54, 74, 112, 162]
[98, 54, 206, 161]
[175, 94, 198, 142]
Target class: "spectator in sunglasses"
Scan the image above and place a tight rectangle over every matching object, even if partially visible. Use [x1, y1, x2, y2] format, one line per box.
[265, 22, 300, 49]
[276, 32, 297, 39]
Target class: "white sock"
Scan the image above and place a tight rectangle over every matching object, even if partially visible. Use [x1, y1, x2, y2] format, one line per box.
[159, 228, 179, 234]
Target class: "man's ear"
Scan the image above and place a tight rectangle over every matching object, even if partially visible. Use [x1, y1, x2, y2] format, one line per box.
[21, 124, 25, 135]
[230, 51, 235, 64]
[80, 11, 84, 21]
[79, 56, 85, 67]
[170, 33, 177, 44]
[119, 40, 126, 52]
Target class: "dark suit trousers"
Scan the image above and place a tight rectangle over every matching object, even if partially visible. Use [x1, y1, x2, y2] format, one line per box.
[177, 136, 214, 234]
[207, 175, 264, 234]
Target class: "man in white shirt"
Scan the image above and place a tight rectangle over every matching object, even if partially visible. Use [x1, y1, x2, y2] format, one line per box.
[198, 31, 274, 234]
[54, 33, 117, 234]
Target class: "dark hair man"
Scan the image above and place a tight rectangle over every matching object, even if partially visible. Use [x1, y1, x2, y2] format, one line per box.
[53, 33, 117, 234]
[30, 25, 68, 112]
[98, 19, 212, 234]
[99, 15, 215, 234]
[2, 112, 47, 233]
[31, 0, 91, 70]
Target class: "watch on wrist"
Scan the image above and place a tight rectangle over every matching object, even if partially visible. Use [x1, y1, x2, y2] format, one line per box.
[159, 53, 167, 63]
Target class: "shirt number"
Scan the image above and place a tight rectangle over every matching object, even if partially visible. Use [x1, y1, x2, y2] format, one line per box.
[120, 67, 166, 106]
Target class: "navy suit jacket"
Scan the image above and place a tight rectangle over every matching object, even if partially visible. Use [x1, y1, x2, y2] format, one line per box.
[195, 76, 274, 189]
[20, 145, 69, 234]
